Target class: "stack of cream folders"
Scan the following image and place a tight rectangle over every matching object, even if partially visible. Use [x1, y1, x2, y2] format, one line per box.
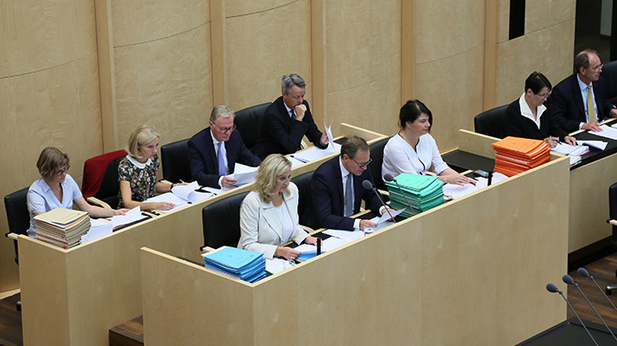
[34, 208, 91, 249]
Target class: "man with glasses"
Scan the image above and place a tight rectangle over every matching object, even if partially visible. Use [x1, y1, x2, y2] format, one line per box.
[253, 73, 329, 159]
[548, 49, 617, 133]
[188, 105, 262, 189]
[310, 136, 389, 231]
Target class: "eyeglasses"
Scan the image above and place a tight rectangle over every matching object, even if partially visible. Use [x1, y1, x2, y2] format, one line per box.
[591, 64, 603, 72]
[212, 123, 236, 133]
[55, 165, 70, 176]
[537, 92, 550, 99]
[352, 157, 372, 168]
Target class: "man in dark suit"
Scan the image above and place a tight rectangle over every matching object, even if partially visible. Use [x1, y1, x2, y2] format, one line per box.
[188, 105, 262, 189]
[311, 136, 389, 231]
[253, 73, 329, 159]
[548, 49, 617, 133]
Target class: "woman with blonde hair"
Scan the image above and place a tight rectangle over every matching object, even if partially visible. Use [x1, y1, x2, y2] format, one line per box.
[238, 154, 318, 260]
[26, 147, 127, 238]
[118, 124, 176, 210]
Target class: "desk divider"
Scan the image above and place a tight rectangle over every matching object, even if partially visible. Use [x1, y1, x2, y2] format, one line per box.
[139, 139, 572, 345]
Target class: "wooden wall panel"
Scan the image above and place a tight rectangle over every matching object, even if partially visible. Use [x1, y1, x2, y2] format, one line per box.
[412, 0, 485, 152]
[0, 0, 101, 292]
[224, 0, 313, 112]
[113, 26, 212, 147]
[496, 1, 576, 106]
[324, 0, 401, 138]
[0, 0, 96, 77]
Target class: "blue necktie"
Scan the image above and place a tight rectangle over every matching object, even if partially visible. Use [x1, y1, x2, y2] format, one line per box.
[345, 174, 353, 217]
[217, 142, 225, 176]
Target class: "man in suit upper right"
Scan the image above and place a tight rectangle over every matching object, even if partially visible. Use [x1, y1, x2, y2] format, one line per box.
[548, 49, 617, 133]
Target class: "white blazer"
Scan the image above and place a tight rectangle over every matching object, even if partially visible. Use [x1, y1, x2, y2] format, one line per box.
[238, 182, 308, 259]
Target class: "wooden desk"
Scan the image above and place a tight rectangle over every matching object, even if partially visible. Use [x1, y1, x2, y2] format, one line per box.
[139, 130, 570, 345]
[17, 124, 386, 346]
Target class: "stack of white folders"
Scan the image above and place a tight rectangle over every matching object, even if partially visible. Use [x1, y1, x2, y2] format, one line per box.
[34, 208, 91, 249]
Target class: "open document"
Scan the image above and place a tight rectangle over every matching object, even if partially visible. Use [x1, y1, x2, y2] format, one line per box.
[442, 172, 509, 198]
[590, 125, 617, 141]
[145, 181, 213, 212]
[230, 163, 258, 186]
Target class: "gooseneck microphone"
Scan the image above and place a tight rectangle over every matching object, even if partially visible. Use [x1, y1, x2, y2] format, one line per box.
[562, 274, 617, 342]
[577, 267, 617, 313]
[546, 283, 598, 346]
[362, 180, 396, 223]
[383, 173, 416, 216]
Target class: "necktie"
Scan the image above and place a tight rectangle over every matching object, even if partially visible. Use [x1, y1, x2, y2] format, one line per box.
[587, 85, 597, 123]
[217, 142, 225, 176]
[344, 174, 353, 217]
[290, 109, 295, 119]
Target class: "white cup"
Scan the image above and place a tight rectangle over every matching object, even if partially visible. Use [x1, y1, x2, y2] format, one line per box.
[364, 226, 375, 236]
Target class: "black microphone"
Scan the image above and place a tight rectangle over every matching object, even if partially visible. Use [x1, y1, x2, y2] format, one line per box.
[577, 267, 617, 313]
[546, 283, 599, 346]
[362, 180, 396, 223]
[383, 173, 416, 216]
[563, 274, 617, 341]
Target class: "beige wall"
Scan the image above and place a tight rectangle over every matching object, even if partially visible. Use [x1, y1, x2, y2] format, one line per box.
[0, 0, 576, 293]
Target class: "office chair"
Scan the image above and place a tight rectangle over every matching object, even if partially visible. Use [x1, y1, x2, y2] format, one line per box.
[160, 138, 191, 183]
[606, 182, 617, 294]
[601, 60, 617, 107]
[201, 191, 249, 250]
[4, 187, 30, 311]
[234, 102, 271, 153]
[368, 137, 390, 193]
[291, 170, 317, 230]
[473, 104, 508, 139]
[82, 150, 127, 209]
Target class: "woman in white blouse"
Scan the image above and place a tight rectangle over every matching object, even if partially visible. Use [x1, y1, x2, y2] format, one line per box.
[238, 154, 319, 260]
[382, 100, 476, 186]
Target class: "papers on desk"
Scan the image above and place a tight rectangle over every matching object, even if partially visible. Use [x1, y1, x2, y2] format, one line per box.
[230, 163, 258, 186]
[291, 125, 342, 165]
[442, 172, 509, 198]
[372, 209, 404, 224]
[265, 258, 295, 274]
[577, 140, 607, 151]
[589, 125, 617, 141]
[551, 142, 590, 156]
[145, 181, 214, 212]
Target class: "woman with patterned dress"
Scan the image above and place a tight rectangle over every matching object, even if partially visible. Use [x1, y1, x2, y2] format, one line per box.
[118, 125, 177, 211]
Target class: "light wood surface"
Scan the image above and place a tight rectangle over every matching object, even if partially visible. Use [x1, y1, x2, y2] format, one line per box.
[569, 153, 617, 252]
[140, 148, 571, 345]
[16, 127, 386, 345]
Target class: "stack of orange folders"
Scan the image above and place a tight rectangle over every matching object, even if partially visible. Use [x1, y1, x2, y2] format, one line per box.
[491, 137, 551, 177]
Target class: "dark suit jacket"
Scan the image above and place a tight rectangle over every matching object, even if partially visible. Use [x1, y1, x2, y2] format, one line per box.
[253, 96, 327, 159]
[188, 128, 261, 188]
[503, 99, 568, 142]
[547, 74, 612, 133]
[311, 156, 383, 231]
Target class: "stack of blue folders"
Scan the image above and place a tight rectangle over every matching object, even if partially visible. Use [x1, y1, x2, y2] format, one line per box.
[385, 173, 445, 218]
[202, 246, 266, 283]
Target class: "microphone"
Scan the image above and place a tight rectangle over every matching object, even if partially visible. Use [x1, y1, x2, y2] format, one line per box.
[383, 174, 416, 216]
[362, 180, 396, 223]
[563, 274, 617, 341]
[546, 283, 598, 345]
[577, 267, 617, 313]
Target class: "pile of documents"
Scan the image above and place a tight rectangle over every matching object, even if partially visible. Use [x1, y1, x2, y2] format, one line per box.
[385, 173, 445, 218]
[34, 208, 91, 249]
[491, 137, 550, 177]
[203, 246, 266, 283]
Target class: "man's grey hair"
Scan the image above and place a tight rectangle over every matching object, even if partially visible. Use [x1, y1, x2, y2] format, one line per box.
[210, 105, 234, 123]
[574, 49, 599, 74]
[281, 73, 306, 94]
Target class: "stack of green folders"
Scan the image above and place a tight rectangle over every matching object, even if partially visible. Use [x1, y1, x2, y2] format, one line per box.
[385, 173, 445, 218]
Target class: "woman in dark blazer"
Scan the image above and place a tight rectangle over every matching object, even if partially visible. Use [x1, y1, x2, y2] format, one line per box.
[503, 72, 576, 147]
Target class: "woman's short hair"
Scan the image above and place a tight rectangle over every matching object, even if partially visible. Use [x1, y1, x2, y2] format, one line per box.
[252, 154, 292, 203]
[126, 125, 160, 159]
[524, 72, 552, 94]
[36, 147, 69, 180]
[399, 99, 433, 130]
